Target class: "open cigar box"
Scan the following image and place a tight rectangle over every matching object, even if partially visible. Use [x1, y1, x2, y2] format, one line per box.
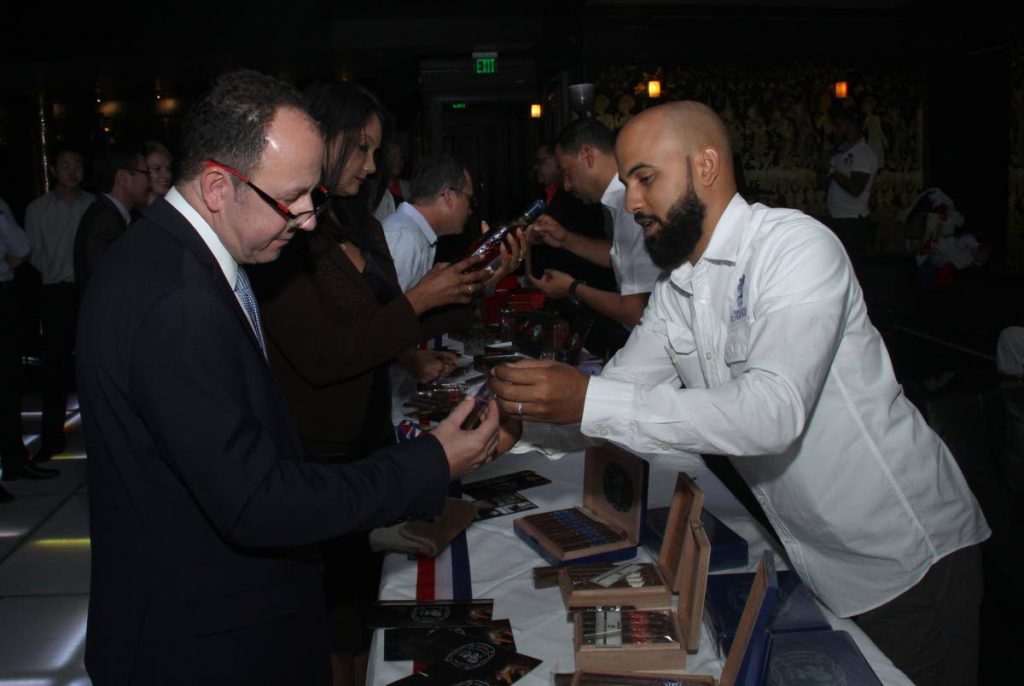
[559, 473, 710, 622]
[570, 552, 779, 683]
[513, 442, 649, 565]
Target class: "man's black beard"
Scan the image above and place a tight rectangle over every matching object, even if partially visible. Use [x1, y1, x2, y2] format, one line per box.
[640, 180, 706, 271]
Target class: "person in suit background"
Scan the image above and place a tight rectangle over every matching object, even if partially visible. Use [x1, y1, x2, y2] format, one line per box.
[73, 144, 151, 292]
[75, 68, 500, 686]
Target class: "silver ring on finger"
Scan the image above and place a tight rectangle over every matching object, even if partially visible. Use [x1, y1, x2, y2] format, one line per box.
[516, 401, 523, 417]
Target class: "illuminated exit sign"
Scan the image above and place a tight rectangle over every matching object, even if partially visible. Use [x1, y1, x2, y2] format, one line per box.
[473, 51, 498, 75]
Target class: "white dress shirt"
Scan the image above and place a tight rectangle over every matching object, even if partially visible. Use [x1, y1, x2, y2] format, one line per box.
[602, 176, 661, 296]
[25, 189, 95, 284]
[383, 203, 437, 293]
[165, 188, 256, 335]
[578, 194, 988, 617]
[0, 198, 30, 283]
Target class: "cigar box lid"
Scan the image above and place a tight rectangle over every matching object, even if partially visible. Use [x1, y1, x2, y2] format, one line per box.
[719, 552, 779, 686]
[655, 473, 705, 592]
[570, 671, 715, 686]
[582, 443, 649, 542]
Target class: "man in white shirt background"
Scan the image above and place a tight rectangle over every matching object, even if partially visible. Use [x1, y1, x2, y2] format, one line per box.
[24, 146, 95, 463]
[527, 118, 661, 331]
[491, 101, 989, 686]
[821, 102, 879, 273]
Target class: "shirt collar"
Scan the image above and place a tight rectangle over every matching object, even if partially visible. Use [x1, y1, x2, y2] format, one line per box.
[600, 175, 624, 212]
[165, 186, 239, 289]
[104, 193, 132, 226]
[668, 193, 749, 293]
[401, 202, 438, 247]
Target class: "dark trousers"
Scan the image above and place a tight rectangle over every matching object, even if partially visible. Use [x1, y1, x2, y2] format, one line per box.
[827, 216, 874, 277]
[0, 284, 28, 471]
[39, 283, 77, 451]
[854, 544, 983, 686]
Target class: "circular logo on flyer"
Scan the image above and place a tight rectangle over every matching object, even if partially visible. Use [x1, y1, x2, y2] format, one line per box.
[410, 606, 451, 623]
[603, 461, 634, 512]
[769, 651, 846, 685]
[446, 643, 496, 670]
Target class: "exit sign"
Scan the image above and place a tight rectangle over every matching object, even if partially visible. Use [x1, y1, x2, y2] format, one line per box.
[473, 51, 497, 75]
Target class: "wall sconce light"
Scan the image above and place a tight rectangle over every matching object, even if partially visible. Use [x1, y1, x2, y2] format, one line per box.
[530, 103, 542, 119]
[648, 80, 662, 98]
[834, 81, 848, 99]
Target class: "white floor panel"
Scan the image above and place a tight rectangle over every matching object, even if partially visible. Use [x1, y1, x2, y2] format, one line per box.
[0, 495, 91, 596]
[0, 594, 89, 682]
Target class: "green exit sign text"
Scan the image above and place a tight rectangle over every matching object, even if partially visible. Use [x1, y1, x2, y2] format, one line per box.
[472, 52, 498, 75]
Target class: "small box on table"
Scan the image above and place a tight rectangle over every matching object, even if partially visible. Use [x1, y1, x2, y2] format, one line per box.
[513, 442, 649, 565]
[559, 472, 711, 640]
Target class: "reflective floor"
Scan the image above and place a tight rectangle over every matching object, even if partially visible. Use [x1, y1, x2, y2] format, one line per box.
[0, 396, 90, 685]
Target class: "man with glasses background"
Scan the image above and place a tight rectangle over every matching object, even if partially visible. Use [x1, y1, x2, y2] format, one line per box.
[73, 144, 152, 291]
[76, 69, 501, 685]
[382, 152, 478, 293]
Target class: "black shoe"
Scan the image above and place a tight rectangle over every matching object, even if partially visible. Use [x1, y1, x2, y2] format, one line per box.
[0, 484, 13, 502]
[1, 464, 60, 481]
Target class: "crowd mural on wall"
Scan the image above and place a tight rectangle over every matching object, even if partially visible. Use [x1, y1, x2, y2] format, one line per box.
[596, 54, 1024, 269]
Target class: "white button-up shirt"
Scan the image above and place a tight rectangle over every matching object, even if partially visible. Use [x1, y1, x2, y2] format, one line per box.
[582, 193, 989, 617]
[602, 176, 661, 296]
[0, 197, 30, 283]
[25, 189, 95, 284]
[383, 203, 437, 292]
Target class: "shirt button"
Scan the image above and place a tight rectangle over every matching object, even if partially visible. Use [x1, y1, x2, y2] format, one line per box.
[598, 427, 608, 437]
[705, 352, 713, 360]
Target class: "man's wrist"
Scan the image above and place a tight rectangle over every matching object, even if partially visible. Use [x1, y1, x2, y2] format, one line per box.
[568, 279, 586, 304]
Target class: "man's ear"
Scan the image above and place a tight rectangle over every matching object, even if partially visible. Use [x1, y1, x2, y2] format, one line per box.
[199, 165, 233, 213]
[696, 146, 722, 189]
[580, 144, 596, 168]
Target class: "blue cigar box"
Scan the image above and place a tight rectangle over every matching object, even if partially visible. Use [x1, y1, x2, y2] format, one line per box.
[765, 629, 883, 686]
[705, 569, 832, 657]
[718, 552, 779, 686]
[644, 506, 748, 572]
[513, 442, 648, 565]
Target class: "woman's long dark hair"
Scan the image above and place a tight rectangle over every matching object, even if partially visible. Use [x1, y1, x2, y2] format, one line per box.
[304, 81, 393, 255]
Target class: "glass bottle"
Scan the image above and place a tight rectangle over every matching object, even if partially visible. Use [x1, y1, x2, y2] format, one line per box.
[459, 199, 546, 273]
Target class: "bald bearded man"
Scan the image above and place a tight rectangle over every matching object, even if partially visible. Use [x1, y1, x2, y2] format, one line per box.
[491, 101, 989, 686]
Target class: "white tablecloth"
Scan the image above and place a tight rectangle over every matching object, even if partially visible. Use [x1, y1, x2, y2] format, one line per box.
[368, 450, 912, 686]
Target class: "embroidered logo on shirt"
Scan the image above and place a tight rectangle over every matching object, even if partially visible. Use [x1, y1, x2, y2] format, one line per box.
[730, 274, 747, 322]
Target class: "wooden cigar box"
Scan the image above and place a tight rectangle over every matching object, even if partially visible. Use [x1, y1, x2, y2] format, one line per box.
[559, 473, 710, 622]
[570, 670, 715, 686]
[514, 442, 649, 565]
[572, 607, 686, 672]
[569, 553, 786, 684]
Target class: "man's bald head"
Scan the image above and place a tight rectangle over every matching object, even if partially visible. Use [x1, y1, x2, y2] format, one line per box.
[616, 101, 738, 267]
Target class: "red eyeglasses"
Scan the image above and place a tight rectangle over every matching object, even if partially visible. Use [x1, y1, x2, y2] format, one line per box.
[205, 160, 330, 229]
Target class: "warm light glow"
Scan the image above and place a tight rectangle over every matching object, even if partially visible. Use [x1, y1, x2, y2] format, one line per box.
[31, 538, 91, 548]
[156, 97, 180, 115]
[647, 80, 662, 98]
[834, 81, 849, 99]
[98, 101, 123, 117]
[530, 103, 542, 118]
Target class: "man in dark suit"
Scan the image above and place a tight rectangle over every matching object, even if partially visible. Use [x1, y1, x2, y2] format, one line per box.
[76, 69, 500, 685]
[73, 144, 151, 292]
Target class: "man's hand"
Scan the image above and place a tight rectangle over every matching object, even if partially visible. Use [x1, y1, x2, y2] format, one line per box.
[397, 349, 461, 384]
[528, 268, 574, 299]
[497, 412, 523, 456]
[527, 214, 570, 249]
[489, 359, 590, 424]
[433, 396, 501, 480]
[484, 226, 528, 287]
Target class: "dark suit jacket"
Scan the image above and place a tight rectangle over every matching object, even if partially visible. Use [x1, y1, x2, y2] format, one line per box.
[76, 197, 450, 685]
[73, 194, 128, 293]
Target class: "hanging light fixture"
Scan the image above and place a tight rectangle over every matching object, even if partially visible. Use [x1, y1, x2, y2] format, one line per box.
[647, 80, 662, 98]
[834, 81, 849, 99]
[530, 103, 542, 119]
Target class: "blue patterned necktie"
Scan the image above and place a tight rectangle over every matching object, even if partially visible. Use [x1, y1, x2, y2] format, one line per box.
[234, 267, 268, 361]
